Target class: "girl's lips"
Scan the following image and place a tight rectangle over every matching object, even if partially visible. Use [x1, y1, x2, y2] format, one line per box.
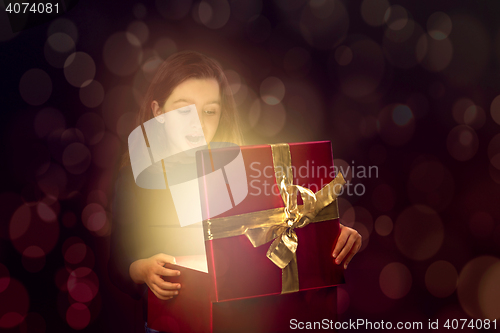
[185, 134, 205, 148]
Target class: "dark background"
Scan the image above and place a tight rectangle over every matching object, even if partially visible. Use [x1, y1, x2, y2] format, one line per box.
[1, 0, 500, 331]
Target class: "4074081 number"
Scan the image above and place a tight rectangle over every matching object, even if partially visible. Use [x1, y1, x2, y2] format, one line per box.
[5, 2, 59, 14]
[443, 319, 497, 330]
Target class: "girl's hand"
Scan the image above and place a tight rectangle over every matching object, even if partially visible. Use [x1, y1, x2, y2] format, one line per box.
[332, 224, 362, 269]
[129, 253, 181, 300]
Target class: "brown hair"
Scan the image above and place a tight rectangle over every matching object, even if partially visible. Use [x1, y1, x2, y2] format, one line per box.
[121, 51, 244, 168]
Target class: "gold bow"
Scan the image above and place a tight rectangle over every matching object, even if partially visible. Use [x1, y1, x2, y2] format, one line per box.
[203, 143, 345, 293]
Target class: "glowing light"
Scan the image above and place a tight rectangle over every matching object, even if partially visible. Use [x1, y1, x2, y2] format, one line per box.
[378, 104, 415, 146]
[385, 5, 408, 31]
[22, 246, 45, 273]
[360, 0, 390, 27]
[0, 279, 29, 329]
[260, 77, 285, 105]
[198, 0, 230, 29]
[334, 45, 352, 66]
[392, 105, 413, 126]
[103, 32, 143, 76]
[425, 260, 458, 298]
[64, 52, 96, 88]
[457, 256, 499, 318]
[0, 263, 10, 293]
[395, 205, 444, 260]
[446, 125, 478, 161]
[67, 268, 99, 303]
[374, 215, 393, 236]
[62, 143, 91, 175]
[479, 262, 500, 319]
[427, 12, 452, 40]
[82, 203, 106, 232]
[336, 39, 385, 97]
[79, 80, 105, 108]
[490, 95, 500, 126]
[299, 0, 348, 49]
[127, 21, 149, 45]
[19, 69, 52, 106]
[248, 100, 286, 137]
[65, 303, 90, 330]
[379, 262, 412, 299]
[420, 37, 453, 72]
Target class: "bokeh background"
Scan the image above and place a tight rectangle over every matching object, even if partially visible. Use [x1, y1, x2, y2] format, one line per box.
[1, 0, 500, 331]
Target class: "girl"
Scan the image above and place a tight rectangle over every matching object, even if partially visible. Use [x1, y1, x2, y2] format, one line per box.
[109, 51, 362, 333]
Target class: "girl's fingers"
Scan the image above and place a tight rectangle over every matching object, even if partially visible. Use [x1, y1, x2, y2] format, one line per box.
[335, 235, 356, 264]
[152, 282, 179, 298]
[332, 228, 349, 259]
[156, 253, 176, 265]
[153, 264, 180, 277]
[343, 241, 361, 269]
[155, 276, 181, 291]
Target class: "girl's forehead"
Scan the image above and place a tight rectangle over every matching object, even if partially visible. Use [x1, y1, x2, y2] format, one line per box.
[171, 78, 220, 95]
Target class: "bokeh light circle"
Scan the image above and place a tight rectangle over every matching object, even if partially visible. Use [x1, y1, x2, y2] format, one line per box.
[490, 95, 500, 126]
[67, 267, 99, 303]
[248, 100, 286, 137]
[299, 0, 349, 49]
[65, 303, 90, 330]
[0, 263, 10, 293]
[479, 262, 500, 319]
[22, 246, 46, 273]
[383, 21, 425, 69]
[103, 32, 143, 76]
[79, 80, 105, 108]
[260, 77, 285, 105]
[457, 256, 500, 319]
[19, 69, 52, 106]
[427, 12, 452, 40]
[487, 133, 500, 170]
[198, 0, 230, 29]
[64, 52, 96, 88]
[0, 279, 29, 329]
[335, 39, 385, 98]
[377, 104, 415, 146]
[82, 203, 107, 232]
[425, 260, 458, 298]
[47, 18, 78, 43]
[360, 0, 390, 27]
[420, 37, 453, 72]
[395, 205, 444, 261]
[374, 215, 393, 236]
[379, 262, 412, 299]
[446, 125, 479, 161]
[127, 21, 149, 45]
[62, 143, 91, 175]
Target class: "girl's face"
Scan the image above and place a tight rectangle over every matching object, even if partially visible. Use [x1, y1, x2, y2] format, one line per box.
[152, 78, 221, 154]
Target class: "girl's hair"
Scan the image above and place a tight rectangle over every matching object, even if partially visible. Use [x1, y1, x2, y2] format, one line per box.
[121, 51, 244, 168]
[139, 51, 243, 144]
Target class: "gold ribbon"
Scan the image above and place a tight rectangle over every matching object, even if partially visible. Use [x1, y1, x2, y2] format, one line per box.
[203, 143, 345, 293]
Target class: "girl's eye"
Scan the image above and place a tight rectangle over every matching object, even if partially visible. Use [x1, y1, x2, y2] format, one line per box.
[204, 110, 217, 115]
[177, 108, 191, 114]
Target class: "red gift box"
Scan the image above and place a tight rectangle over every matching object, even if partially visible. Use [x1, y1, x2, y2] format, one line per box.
[148, 265, 338, 333]
[148, 141, 344, 332]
